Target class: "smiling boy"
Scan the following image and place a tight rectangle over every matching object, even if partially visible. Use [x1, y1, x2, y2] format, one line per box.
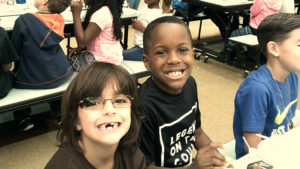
[138, 16, 226, 169]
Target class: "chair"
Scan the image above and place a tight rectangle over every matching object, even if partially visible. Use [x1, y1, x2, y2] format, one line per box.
[172, 1, 209, 41]
[228, 34, 261, 77]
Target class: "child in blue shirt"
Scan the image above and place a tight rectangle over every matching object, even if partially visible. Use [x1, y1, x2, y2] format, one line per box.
[0, 27, 19, 99]
[233, 13, 300, 159]
[11, 0, 73, 130]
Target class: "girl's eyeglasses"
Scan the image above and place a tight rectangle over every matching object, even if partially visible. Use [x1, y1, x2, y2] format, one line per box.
[79, 94, 133, 110]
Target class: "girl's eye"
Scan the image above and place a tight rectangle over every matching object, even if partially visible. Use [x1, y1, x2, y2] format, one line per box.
[114, 95, 130, 103]
[114, 99, 127, 103]
[83, 97, 99, 107]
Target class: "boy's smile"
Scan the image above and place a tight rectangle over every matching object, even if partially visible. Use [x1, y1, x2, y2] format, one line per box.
[143, 23, 194, 95]
[165, 70, 184, 80]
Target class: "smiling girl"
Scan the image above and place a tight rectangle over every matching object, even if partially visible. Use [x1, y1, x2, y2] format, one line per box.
[45, 62, 145, 169]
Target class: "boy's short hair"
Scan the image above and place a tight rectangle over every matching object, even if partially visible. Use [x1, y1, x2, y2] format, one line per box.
[48, 0, 71, 14]
[143, 16, 193, 55]
[257, 13, 300, 57]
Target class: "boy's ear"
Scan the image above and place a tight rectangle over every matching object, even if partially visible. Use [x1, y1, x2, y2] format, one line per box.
[43, 0, 48, 5]
[143, 53, 151, 71]
[267, 41, 280, 58]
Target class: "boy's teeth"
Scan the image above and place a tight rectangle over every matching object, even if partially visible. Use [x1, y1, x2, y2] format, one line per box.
[167, 71, 182, 76]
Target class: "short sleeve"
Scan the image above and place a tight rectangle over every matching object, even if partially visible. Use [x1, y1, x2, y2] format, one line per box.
[0, 27, 19, 64]
[89, 6, 112, 31]
[235, 81, 268, 132]
[191, 77, 201, 129]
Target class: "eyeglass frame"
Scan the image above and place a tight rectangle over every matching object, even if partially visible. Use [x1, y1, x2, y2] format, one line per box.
[79, 95, 134, 110]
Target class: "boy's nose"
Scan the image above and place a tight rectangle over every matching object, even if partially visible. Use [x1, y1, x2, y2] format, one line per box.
[102, 100, 116, 115]
[167, 51, 181, 64]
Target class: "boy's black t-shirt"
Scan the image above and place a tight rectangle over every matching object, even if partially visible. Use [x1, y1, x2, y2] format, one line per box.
[0, 27, 19, 99]
[138, 76, 201, 167]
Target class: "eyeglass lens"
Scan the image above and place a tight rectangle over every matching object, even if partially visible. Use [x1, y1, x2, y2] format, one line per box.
[80, 95, 132, 110]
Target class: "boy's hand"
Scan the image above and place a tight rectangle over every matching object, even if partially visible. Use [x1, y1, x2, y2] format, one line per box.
[132, 19, 145, 32]
[68, 47, 82, 59]
[191, 143, 226, 169]
[71, 0, 83, 16]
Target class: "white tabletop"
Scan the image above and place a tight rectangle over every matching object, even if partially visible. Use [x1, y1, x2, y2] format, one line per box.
[229, 34, 258, 46]
[199, 0, 253, 7]
[0, 5, 137, 31]
[235, 126, 300, 169]
[0, 61, 148, 109]
[120, 60, 148, 75]
[0, 72, 77, 108]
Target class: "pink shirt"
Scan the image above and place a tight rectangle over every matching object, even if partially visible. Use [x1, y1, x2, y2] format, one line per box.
[87, 6, 123, 65]
[249, 0, 281, 29]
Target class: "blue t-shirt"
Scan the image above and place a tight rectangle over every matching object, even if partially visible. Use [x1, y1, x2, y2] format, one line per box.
[172, 0, 188, 10]
[233, 65, 298, 159]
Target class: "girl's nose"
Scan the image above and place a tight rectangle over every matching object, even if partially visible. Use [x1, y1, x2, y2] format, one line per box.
[102, 100, 116, 115]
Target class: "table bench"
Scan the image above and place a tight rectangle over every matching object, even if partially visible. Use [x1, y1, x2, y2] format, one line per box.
[0, 6, 137, 51]
[176, 12, 210, 41]
[0, 61, 150, 113]
[228, 34, 259, 77]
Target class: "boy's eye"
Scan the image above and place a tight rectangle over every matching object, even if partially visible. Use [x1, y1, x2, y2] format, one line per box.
[178, 48, 189, 53]
[155, 50, 167, 55]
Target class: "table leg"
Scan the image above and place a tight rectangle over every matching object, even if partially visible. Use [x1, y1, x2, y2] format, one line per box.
[123, 25, 129, 50]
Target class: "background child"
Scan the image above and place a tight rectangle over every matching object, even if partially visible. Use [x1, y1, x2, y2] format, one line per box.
[11, 0, 73, 130]
[69, 0, 124, 70]
[122, 0, 163, 61]
[44, 62, 145, 169]
[11, 0, 73, 89]
[127, 0, 140, 10]
[233, 13, 300, 159]
[225, 0, 281, 62]
[0, 27, 19, 99]
[138, 16, 226, 168]
[171, 0, 249, 41]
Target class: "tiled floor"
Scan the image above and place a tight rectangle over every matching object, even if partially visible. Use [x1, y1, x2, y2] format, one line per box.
[1, 3, 300, 169]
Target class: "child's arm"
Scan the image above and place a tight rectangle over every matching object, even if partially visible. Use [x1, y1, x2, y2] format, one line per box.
[144, 127, 226, 169]
[193, 127, 226, 168]
[194, 127, 212, 149]
[145, 142, 225, 169]
[1, 63, 12, 72]
[250, 0, 263, 17]
[71, 1, 101, 49]
[243, 132, 262, 152]
[132, 19, 146, 33]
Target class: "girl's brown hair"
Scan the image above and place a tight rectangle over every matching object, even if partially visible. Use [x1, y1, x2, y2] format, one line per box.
[57, 62, 142, 166]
